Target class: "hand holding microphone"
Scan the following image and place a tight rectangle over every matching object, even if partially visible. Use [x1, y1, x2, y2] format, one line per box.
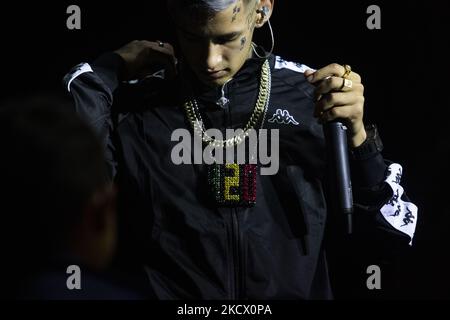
[304, 64, 368, 233]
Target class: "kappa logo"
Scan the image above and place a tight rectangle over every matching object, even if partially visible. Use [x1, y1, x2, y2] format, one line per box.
[268, 109, 299, 126]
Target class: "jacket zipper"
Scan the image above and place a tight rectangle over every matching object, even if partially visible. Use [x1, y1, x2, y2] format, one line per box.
[221, 81, 245, 300]
[231, 208, 242, 299]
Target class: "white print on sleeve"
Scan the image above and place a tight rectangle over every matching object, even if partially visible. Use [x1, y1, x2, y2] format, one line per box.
[274, 56, 315, 73]
[380, 163, 418, 245]
[67, 63, 93, 92]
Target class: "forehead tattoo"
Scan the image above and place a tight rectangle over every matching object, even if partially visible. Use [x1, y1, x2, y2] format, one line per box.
[232, 2, 241, 22]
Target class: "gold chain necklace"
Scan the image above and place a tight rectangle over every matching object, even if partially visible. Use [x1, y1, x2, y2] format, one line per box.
[183, 59, 271, 207]
[183, 59, 271, 148]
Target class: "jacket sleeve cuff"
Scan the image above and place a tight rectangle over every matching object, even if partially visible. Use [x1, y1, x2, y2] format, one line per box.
[351, 152, 387, 189]
[91, 52, 125, 93]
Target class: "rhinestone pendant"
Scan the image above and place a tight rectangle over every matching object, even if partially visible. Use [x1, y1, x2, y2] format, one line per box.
[208, 163, 257, 207]
[216, 96, 230, 109]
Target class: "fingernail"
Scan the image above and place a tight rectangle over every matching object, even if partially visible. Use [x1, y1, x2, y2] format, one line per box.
[307, 75, 314, 82]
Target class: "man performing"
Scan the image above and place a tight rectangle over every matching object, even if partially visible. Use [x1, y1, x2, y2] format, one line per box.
[64, 0, 418, 299]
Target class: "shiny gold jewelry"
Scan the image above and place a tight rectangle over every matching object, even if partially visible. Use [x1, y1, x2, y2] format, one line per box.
[342, 64, 352, 79]
[184, 59, 271, 148]
[185, 61, 271, 207]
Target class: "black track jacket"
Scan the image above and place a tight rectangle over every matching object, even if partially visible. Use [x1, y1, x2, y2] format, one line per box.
[64, 49, 417, 299]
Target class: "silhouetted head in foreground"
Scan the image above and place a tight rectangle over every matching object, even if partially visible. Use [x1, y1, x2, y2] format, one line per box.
[0, 94, 117, 296]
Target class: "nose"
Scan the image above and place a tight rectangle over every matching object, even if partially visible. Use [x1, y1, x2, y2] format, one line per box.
[206, 42, 223, 72]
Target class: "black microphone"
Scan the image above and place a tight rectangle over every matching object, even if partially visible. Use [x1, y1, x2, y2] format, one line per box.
[323, 120, 353, 234]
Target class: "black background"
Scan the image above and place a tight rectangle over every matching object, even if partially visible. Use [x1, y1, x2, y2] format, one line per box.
[1, 1, 449, 299]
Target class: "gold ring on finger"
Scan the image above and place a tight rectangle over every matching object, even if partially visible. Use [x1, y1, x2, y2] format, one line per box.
[342, 64, 352, 79]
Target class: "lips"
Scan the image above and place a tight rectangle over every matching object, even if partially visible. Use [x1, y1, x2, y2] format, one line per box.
[204, 70, 227, 79]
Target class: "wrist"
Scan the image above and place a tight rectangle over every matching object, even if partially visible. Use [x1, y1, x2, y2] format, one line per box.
[350, 124, 384, 160]
[91, 52, 126, 90]
[350, 127, 367, 148]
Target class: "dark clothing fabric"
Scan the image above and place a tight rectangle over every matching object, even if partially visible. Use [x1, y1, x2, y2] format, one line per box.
[64, 51, 413, 299]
